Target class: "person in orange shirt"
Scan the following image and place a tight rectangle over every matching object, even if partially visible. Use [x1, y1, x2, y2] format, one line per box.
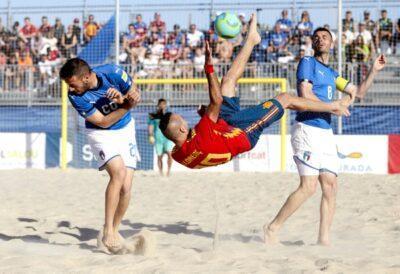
[84, 14, 100, 44]
[17, 51, 34, 90]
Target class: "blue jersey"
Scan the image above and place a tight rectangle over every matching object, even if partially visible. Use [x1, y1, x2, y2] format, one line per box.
[296, 56, 339, 129]
[68, 64, 133, 130]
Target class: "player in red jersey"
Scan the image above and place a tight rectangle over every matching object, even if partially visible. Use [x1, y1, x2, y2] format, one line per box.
[159, 14, 350, 169]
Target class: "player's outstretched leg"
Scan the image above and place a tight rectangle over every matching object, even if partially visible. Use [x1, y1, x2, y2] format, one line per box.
[221, 13, 261, 97]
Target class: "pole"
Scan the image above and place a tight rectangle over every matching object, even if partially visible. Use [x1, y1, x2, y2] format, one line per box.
[210, 0, 214, 23]
[7, 0, 11, 29]
[337, 0, 343, 135]
[115, 0, 120, 65]
[61, 81, 68, 170]
[280, 79, 287, 172]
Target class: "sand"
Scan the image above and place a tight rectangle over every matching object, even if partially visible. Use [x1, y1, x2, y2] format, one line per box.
[0, 169, 399, 273]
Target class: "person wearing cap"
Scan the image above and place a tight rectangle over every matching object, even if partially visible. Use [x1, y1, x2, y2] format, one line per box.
[377, 9, 393, 55]
[276, 9, 292, 39]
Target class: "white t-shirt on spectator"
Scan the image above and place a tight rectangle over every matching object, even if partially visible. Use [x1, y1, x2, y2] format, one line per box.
[194, 55, 205, 72]
[354, 30, 372, 45]
[186, 30, 204, 48]
[143, 56, 159, 71]
[344, 30, 354, 44]
[150, 43, 165, 60]
[38, 60, 52, 76]
[40, 37, 58, 55]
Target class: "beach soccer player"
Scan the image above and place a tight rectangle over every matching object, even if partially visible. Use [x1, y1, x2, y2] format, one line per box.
[264, 27, 386, 246]
[159, 14, 350, 170]
[59, 58, 141, 251]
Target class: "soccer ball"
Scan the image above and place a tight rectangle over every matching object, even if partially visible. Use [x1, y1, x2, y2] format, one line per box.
[214, 12, 242, 39]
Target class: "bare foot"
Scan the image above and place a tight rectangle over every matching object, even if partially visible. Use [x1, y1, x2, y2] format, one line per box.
[263, 224, 280, 245]
[317, 239, 331, 246]
[247, 13, 261, 45]
[103, 227, 122, 251]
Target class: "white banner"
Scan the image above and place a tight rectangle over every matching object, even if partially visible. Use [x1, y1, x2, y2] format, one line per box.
[0, 133, 46, 169]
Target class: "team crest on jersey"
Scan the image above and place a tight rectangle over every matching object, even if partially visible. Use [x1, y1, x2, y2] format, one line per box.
[121, 71, 128, 82]
[263, 101, 273, 109]
[99, 150, 105, 160]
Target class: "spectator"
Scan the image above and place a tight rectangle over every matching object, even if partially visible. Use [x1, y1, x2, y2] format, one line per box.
[17, 51, 33, 90]
[31, 33, 43, 62]
[175, 49, 193, 91]
[394, 17, 400, 54]
[133, 14, 147, 40]
[377, 9, 393, 55]
[352, 34, 370, 62]
[169, 24, 185, 47]
[164, 34, 183, 63]
[61, 25, 78, 58]
[343, 24, 355, 45]
[123, 24, 146, 65]
[53, 18, 65, 47]
[286, 35, 301, 56]
[84, 14, 99, 44]
[342, 10, 355, 32]
[5, 54, 19, 90]
[276, 9, 292, 39]
[363, 10, 376, 34]
[38, 16, 51, 35]
[297, 11, 313, 38]
[193, 46, 205, 76]
[186, 24, 204, 51]
[238, 13, 246, 26]
[150, 12, 166, 33]
[38, 54, 52, 85]
[354, 22, 374, 57]
[40, 30, 58, 56]
[19, 17, 37, 47]
[269, 23, 287, 54]
[149, 33, 165, 61]
[72, 18, 82, 44]
[302, 35, 313, 56]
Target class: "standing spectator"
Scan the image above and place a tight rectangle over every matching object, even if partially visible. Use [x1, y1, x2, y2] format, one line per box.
[133, 14, 147, 40]
[123, 24, 146, 65]
[53, 18, 65, 47]
[61, 25, 78, 59]
[150, 12, 166, 33]
[376, 9, 393, 55]
[72, 18, 82, 44]
[394, 17, 400, 55]
[84, 14, 99, 44]
[19, 17, 37, 47]
[31, 33, 43, 63]
[342, 10, 355, 32]
[39, 16, 51, 35]
[354, 22, 374, 58]
[186, 24, 204, 52]
[276, 9, 292, 39]
[297, 11, 313, 38]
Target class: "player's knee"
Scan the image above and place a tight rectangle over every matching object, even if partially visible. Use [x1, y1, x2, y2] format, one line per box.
[299, 180, 318, 197]
[321, 179, 337, 197]
[120, 181, 132, 197]
[110, 167, 127, 182]
[274, 93, 292, 109]
[221, 75, 235, 90]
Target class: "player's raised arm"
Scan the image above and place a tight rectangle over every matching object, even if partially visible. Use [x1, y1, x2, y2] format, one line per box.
[338, 54, 386, 103]
[204, 41, 223, 122]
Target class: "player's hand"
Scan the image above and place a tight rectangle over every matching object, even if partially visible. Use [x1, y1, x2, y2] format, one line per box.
[148, 136, 155, 145]
[205, 41, 213, 65]
[125, 86, 141, 108]
[331, 100, 350, 117]
[373, 54, 386, 72]
[106, 88, 124, 104]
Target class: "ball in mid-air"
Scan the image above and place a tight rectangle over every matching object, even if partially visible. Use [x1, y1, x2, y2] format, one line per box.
[214, 12, 242, 39]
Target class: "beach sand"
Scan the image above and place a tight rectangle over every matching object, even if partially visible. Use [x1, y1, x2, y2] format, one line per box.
[0, 169, 399, 273]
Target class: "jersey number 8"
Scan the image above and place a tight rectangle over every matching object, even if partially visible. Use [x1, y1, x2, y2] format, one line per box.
[101, 102, 119, 114]
[327, 86, 333, 100]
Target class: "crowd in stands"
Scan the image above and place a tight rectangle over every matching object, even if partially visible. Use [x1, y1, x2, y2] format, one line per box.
[0, 9, 400, 91]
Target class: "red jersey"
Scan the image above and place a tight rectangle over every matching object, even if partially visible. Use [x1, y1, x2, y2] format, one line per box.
[172, 115, 251, 169]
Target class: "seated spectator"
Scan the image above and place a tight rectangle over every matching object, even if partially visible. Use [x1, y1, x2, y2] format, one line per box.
[133, 14, 147, 40]
[169, 24, 185, 47]
[150, 12, 166, 33]
[351, 34, 370, 63]
[186, 24, 204, 51]
[53, 18, 65, 47]
[72, 18, 82, 44]
[269, 23, 287, 54]
[19, 17, 37, 48]
[343, 24, 355, 45]
[297, 11, 313, 38]
[354, 22, 374, 57]
[276, 9, 292, 39]
[84, 14, 99, 44]
[341, 33, 352, 62]
[138, 50, 161, 91]
[302, 35, 313, 56]
[31, 33, 43, 63]
[216, 38, 233, 63]
[286, 35, 301, 56]
[5, 54, 19, 90]
[38, 54, 52, 85]
[40, 30, 58, 56]
[61, 25, 78, 59]
[17, 51, 33, 90]
[363, 10, 376, 34]
[39, 16, 51, 35]
[394, 17, 400, 54]
[295, 48, 305, 62]
[377, 9, 393, 55]
[193, 46, 205, 76]
[149, 34, 165, 61]
[164, 35, 183, 63]
[342, 10, 355, 32]
[175, 50, 193, 91]
[123, 24, 146, 65]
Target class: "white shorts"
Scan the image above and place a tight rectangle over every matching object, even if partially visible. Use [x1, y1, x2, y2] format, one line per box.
[291, 122, 338, 176]
[86, 119, 141, 170]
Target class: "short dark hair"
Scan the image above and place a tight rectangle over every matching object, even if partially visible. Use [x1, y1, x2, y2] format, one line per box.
[159, 112, 172, 132]
[312, 27, 332, 40]
[59, 58, 91, 80]
[158, 98, 166, 105]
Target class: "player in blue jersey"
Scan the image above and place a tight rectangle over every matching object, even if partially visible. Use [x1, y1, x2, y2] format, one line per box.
[265, 27, 387, 246]
[59, 58, 141, 252]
